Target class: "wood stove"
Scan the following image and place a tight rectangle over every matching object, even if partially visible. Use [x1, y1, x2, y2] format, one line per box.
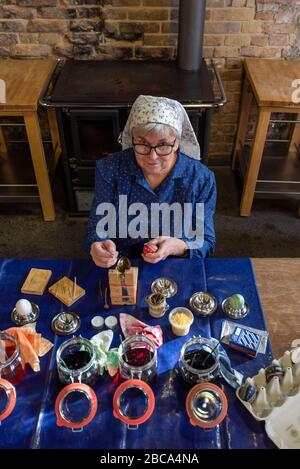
[40, 59, 225, 216]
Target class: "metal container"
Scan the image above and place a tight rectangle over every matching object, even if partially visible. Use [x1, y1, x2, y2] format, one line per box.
[51, 312, 81, 336]
[145, 292, 169, 318]
[118, 335, 157, 383]
[11, 300, 40, 326]
[178, 336, 220, 384]
[189, 292, 218, 317]
[151, 278, 177, 298]
[222, 297, 250, 319]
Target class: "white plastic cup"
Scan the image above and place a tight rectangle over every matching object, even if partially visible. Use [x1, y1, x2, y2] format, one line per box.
[169, 307, 194, 336]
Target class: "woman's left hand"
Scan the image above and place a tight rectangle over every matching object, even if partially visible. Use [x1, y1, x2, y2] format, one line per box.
[142, 236, 188, 263]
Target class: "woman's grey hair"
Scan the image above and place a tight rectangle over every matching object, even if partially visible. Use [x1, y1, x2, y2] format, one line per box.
[132, 123, 181, 140]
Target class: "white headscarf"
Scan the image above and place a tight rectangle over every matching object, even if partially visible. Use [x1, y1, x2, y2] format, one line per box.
[120, 95, 201, 160]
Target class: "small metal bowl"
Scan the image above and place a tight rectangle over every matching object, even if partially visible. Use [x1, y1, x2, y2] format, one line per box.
[51, 312, 81, 336]
[11, 301, 40, 325]
[189, 292, 218, 317]
[151, 278, 177, 298]
[222, 297, 249, 319]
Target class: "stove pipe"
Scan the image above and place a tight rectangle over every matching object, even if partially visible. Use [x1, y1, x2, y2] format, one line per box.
[177, 0, 206, 71]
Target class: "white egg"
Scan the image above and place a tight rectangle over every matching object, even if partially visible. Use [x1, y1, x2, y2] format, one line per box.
[15, 299, 32, 318]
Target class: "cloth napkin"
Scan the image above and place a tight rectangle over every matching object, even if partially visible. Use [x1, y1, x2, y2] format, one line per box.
[90, 329, 119, 376]
[2, 323, 53, 372]
[120, 313, 163, 348]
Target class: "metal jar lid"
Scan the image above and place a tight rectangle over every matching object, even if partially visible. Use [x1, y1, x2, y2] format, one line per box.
[51, 312, 81, 336]
[186, 382, 228, 429]
[222, 297, 249, 320]
[11, 301, 40, 326]
[189, 292, 218, 317]
[151, 278, 177, 298]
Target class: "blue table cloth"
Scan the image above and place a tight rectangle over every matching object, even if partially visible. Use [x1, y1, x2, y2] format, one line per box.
[0, 258, 275, 449]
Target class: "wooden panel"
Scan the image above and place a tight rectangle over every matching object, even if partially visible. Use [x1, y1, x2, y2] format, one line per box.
[49, 276, 85, 307]
[240, 108, 271, 216]
[24, 111, 55, 221]
[232, 75, 253, 170]
[21, 268, 52, 295]
[245, 59, 300, 108]
[253, 258, 300, 357]
[288, 113, 300, 154]
[0, 59, 56, 111]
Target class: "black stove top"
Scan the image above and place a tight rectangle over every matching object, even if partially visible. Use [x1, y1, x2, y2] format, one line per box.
[51, 60, 215, 106]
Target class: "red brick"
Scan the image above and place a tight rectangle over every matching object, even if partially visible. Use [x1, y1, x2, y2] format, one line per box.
[268, 34, 289, 46]
[212, 8, 254, 21]
[11, 43, 52, 57]
[205, 22, 241, 34]
[241, 45, 281, 58]
[161, 22, 178, 34]
[135, 45, 174, 59]
[143, 34, 177, 46]
[128, 8, 168, 20]
[120, 22, 160, 34]
[214, 46, 240, 57]
[250, 35, 269, 46]
[28, 19, 68, 33]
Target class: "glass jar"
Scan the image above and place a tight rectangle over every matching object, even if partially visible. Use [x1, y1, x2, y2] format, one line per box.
[118, 335, 157, 383]
[56, 336, 98, 386]
[0, 332, 25, 385]
[178, 337, 220, 385]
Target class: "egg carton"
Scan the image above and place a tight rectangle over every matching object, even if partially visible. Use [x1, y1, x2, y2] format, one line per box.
[236, 346, 300, 449]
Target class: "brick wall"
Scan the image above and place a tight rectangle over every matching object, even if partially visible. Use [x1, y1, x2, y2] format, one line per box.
[0, 0, 299, 162]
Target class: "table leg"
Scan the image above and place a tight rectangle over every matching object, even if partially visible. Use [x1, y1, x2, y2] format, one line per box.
[0, 126, 8, 158]
[24, 111, 55, 221]
[232, 76, 253, 170]
[47, 108, 61, 168]
[288, 113, 300, 154]
[240, 108, 271, 216]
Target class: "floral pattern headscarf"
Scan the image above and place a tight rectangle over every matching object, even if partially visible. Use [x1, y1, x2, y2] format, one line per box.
[121, 95, 201, 160]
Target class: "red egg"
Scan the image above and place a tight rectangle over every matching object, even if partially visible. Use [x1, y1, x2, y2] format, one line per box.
[143, 244, 158, 254]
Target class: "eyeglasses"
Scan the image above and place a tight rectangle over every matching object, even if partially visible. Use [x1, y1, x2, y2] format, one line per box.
[132, 138, 177, 156]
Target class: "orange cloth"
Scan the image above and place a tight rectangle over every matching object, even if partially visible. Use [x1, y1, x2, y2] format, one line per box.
[3, 323, 53, 372]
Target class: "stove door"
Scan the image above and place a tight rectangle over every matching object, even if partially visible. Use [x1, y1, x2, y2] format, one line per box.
[70, 109, 121, 166]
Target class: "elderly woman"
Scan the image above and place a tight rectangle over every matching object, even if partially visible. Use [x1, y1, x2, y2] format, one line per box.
[86, 95, 216, 268]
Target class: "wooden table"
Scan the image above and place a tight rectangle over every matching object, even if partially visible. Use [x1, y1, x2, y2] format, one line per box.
[253, 258, 300, 357]
[0, 59, 60, 221]
[232, 59, 300, 216]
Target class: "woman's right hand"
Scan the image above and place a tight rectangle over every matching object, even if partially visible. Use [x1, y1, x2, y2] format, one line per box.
[90, 240, 118, 268]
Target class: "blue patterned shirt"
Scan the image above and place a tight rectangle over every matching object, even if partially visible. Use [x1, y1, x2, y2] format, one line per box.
[86, 148, 216, 258]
